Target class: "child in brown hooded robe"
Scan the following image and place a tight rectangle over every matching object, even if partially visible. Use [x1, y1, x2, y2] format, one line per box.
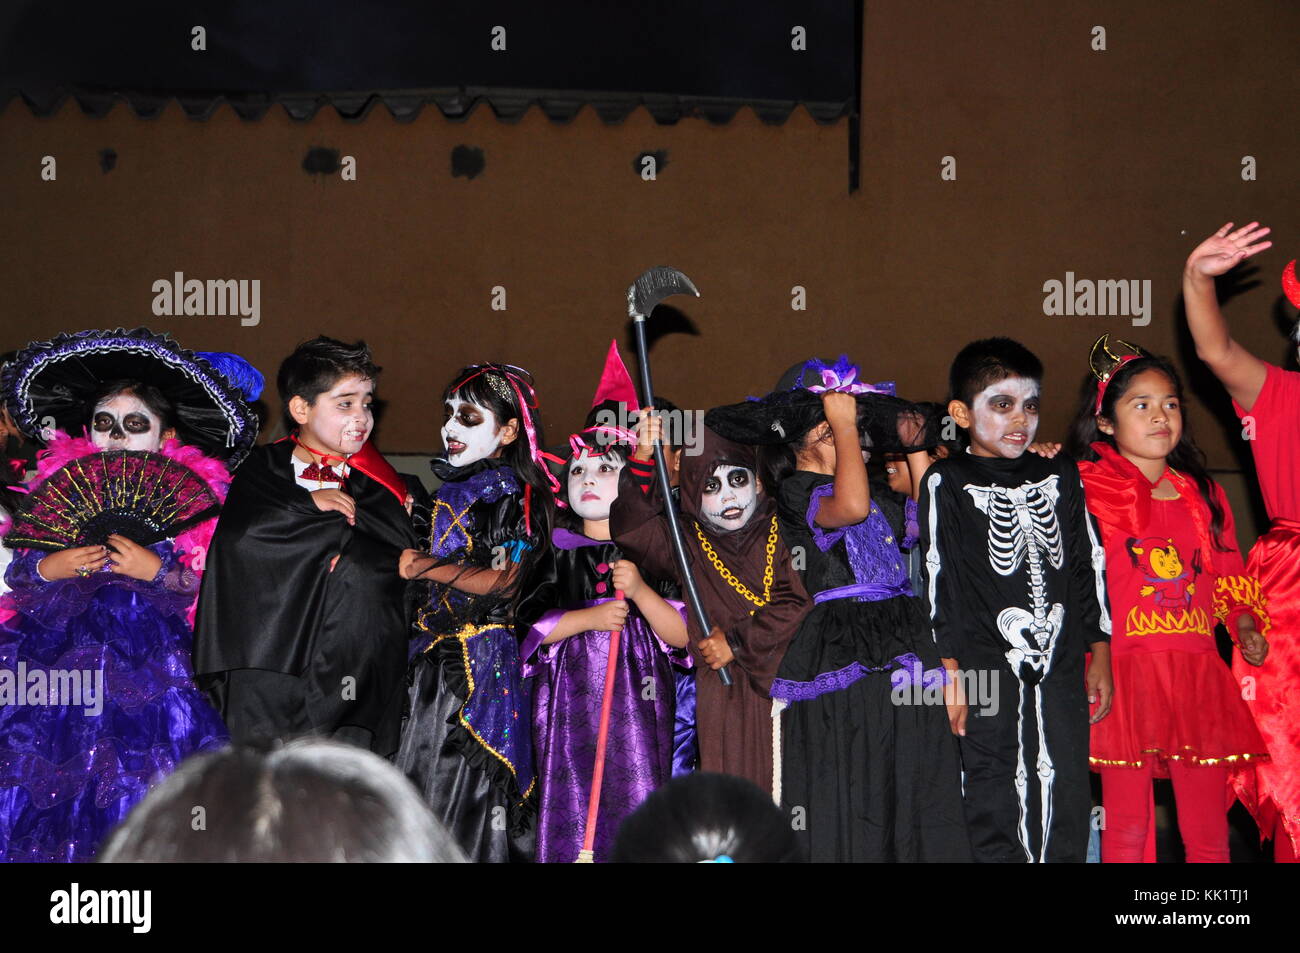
[611, 418, 810, 796]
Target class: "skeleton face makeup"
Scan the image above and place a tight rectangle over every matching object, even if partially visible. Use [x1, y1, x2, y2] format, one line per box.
[299, 374, 374, 457]
[965, 376, 1040, 458]
[442, 392, 503, 467]
[567, 448, 624, 522]
[90, 394, 168, 451]
[700, 464, 758, 533]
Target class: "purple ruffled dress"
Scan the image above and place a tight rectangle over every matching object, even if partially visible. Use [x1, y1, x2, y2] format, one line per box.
[0, 544, 228, 862]
[771, 473, 970, 862]
[524, 528, 692, 863]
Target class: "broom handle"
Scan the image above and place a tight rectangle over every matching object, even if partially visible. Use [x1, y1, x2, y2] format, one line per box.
[578, 590, 624, 862]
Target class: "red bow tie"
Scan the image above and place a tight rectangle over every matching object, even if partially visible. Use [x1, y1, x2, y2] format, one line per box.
[302, 463, 345, 483]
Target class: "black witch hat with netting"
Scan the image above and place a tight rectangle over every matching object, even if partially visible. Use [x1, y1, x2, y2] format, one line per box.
[705, 355, 939, 452]
[0, 327, 261, 466]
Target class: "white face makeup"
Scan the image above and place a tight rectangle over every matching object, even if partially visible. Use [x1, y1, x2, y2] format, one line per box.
[700, 464, 758, 533]
[302, 374, 374, 457]
[567, 448, 624, 522]
[90, 394, 167, 451]
[966, 376, 1040, 458]
[442, 391, 503, 467]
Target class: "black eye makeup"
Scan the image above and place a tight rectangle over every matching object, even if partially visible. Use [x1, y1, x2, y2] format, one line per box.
[728, 470, 750, 488]
[703, 477, 720, 494]
[123, 413, 153, 433]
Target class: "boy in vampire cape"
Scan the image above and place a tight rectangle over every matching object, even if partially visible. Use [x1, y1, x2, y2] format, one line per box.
[194, 338, 423, 757]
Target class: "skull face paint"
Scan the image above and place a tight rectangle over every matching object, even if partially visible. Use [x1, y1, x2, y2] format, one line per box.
[442, 392, 503, 467]
[90, 394, 168, 451]
[966, 376, 1040, 458]
[700, 465, 758, 533]
[567, 448, 624, 522]
[300, 374, 374, 457]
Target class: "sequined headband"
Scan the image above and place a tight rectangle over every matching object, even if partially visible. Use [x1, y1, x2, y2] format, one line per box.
[450, 363, 559, 531]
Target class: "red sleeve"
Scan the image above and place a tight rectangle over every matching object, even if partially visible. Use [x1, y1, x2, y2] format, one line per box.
[1208, 482, 1270, 638]
[626, 456, 655, 495]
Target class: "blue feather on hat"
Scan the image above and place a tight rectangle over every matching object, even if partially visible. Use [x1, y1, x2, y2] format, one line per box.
[197, 352, 264, 402]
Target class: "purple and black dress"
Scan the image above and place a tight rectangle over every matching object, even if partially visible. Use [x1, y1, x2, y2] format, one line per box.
[395, 457, 546, 863]
[772, 471, 970, 862]
[523, 527, 692, 863]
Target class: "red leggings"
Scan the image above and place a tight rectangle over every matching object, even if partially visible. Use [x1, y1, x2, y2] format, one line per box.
[1100, 763, 1229, 863]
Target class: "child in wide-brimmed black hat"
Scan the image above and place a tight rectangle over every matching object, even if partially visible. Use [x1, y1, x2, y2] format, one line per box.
[0, 327, 260, 861]
[708, 355, 971, 862]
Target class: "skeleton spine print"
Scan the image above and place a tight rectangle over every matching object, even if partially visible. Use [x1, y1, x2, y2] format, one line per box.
[964, 474, 1066, 862]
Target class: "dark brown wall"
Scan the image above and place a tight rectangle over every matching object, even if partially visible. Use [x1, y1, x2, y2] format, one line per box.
[2, 0, 1298, 477]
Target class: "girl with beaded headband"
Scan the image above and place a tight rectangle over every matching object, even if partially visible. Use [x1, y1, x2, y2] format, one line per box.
[1066, 333, 1270, 862]
[0, 328, 260, 861]
[522, 342, 692, 863]
[1178, 221, 1300, 862]
[707, 356, 971, 861]
[396, 362, 556, 862]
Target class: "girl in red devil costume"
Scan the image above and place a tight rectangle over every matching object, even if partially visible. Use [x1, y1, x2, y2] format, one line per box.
[1179, 221, 1300, 862]
[1067, 335, 1270, 862]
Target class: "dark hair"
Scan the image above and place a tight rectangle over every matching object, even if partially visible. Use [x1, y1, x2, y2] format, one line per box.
[914, 400, 962, 457]
[556, 438, 631, 532]
[97, 740, 466, 863]
[442, 363, 555, 604]
[756, 397, 880, 495]
[949, 337, 1044, 407]
[277, 337, 380, 422]
[1066, 354, 1229, 548]
[84, 379, 180, 434]
[610, 772, 804, 863]
[584, 395, 683, 450]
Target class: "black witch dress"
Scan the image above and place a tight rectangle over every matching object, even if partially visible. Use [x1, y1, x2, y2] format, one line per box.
[773, 471, 971, 862]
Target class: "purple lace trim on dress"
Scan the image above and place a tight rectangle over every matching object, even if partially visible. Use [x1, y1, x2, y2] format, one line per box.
[770, 652, 948, 703]
[812, 580, 913, 604]
[804, 483, 910, 594]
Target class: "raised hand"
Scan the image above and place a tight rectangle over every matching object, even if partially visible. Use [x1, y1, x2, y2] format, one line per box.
[820, 391, 857, 429]
[1185, 221, 1272, 279]
[634, 410, 663, 462]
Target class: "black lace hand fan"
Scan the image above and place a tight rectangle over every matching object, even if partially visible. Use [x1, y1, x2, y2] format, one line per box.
[4, 450, 220, 552]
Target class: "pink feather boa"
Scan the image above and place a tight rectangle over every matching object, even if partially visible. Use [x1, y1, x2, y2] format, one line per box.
[5, 431, 233, 627]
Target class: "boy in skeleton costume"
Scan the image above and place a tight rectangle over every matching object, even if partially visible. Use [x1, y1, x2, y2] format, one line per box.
[919, 338, 1112, 862]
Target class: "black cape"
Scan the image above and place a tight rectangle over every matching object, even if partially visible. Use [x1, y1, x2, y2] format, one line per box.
[193, 439, 420, 755]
